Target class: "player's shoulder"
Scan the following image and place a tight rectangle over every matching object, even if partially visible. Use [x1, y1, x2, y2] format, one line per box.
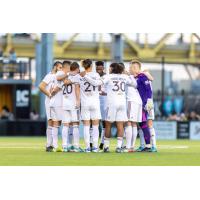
[87, 71, 100, 79]
[56, 70, 65, 76]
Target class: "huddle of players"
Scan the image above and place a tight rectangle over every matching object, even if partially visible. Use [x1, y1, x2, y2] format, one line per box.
[39, 59, 157, 153]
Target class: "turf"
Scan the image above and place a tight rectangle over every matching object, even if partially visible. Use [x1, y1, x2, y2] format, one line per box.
[0, 137, 200, 166]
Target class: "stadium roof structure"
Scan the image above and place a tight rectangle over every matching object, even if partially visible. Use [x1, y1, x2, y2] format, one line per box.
[1, 33, 200, 65]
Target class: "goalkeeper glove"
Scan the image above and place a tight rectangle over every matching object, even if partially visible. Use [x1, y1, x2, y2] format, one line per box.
[145, 99, 154, 112]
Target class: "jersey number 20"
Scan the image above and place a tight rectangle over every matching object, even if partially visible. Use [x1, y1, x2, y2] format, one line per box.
[63, 84, 72, 94]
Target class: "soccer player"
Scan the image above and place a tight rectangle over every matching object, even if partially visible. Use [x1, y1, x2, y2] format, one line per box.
[124, 64, 143, 152]
[74, 59, 101, 152]
[95, 61, 107, 150]
[82, 63, 137, 153]
[60, 61, 74, 149]
[129, 60, 154, 152]
[137, 69, 157, 152]
[61, 62, 83, 152]
[39, 61, 63, 152]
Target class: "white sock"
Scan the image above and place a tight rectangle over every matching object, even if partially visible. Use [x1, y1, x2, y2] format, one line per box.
[68, 126, 73, 147]
[138, 129, 145, 148]
[73, 125, 80, 148]
[84, 125, 90, 149]
[117, 137, 123, 148]
[100, 128, 105, 144]
[62, 126, 69, 148]
[92, 125, 99, 148]
[90, 127, 93, 144]
[125, 126, 132, 149]
[52, 127, 59, 149]
[121, 128, 126, 147]
[104, 137, 110, 148]
[46, 126, 53, 147]
[150, 127, 157, 148]
[131, 126, 138, 149]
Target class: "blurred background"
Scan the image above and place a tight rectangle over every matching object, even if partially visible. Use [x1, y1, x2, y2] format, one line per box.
[0, 33, 200, 139]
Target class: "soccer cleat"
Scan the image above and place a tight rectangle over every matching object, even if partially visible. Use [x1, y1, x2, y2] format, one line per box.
[62, 147, 69, 152]
[84, 147, 91, 153]
[46, 146, 53, 152]
[142, 147, 152, 152]
[103, 147, 110, 153]
[69, 145, 75, 152]
[115, 147, 123, 153]
[99, 143, 104, 150]
[121, 145, 126, 150]
[123, 148, 135, 153]
[74, 147, 84, 153]
[136, 146, 145, 152]
[92, 147, 99, 153]
[151, 146, 158, 152]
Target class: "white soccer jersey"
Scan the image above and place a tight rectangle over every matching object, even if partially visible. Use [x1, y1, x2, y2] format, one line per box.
[126, 75, 142, 105]
[103, 74, 137, 106]
[84, 73, 137, 122]
[49, 71, 63, 108]
[42, 72, 56, 105]
[74, 72, 100, 106]
[62, 74, 78, 110]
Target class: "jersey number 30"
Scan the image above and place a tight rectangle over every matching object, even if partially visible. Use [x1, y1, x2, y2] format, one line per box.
[112, 81, 125, 92]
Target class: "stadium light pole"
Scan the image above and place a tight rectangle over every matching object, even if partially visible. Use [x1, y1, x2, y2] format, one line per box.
[39, 33, 54, 118]
[111, 33, 123, 62]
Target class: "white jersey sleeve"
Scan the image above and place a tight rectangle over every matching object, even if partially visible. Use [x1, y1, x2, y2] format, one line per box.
[42, 73, 52, 85]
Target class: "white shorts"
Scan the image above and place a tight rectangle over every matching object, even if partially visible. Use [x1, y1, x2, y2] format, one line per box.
[81, 104, 101, 121]
[62, 109, 80, 123]
[147, 108, 155, 120]
[50, 107, 63, 121]
[127, 101, 142, 122]
[45, 103, 51, 120]
[105, 104, 127, 122]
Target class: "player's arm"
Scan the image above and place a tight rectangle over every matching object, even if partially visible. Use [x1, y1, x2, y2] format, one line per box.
[126, 76, 137, 88]
[84, 74, 104, 86]
[39, 81, 51, 98]
[143, 71, 154, 81]
[75, 84, 80, 108]
[56, 73, 69, 81]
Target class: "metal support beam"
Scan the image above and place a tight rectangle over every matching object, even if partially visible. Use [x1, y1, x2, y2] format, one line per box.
[62, 33, 79, 52]
[97, 33, 104, 58]
[153, 33, 173, 54]
[39, 33, 54, 118]
[111, 34, 123, 62]
[184, 64, 193, 80]
[123, 33, 141, 53]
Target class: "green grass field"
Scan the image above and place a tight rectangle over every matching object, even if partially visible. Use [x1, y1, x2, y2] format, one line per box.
[0, 137, 200, 166]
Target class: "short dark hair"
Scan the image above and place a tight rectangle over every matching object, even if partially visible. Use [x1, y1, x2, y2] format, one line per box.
[81, 59, 92, 69]
[95, 61, 104, 67]
[110, 63, 123, 74]
[62, 60, 72, 66]
[70, 62, 80, 71]
[118, 62, 125, 71]
[53, 61, 62, 68]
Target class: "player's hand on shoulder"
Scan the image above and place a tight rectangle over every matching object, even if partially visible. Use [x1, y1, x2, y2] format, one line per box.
[79, 71, 86, 77]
